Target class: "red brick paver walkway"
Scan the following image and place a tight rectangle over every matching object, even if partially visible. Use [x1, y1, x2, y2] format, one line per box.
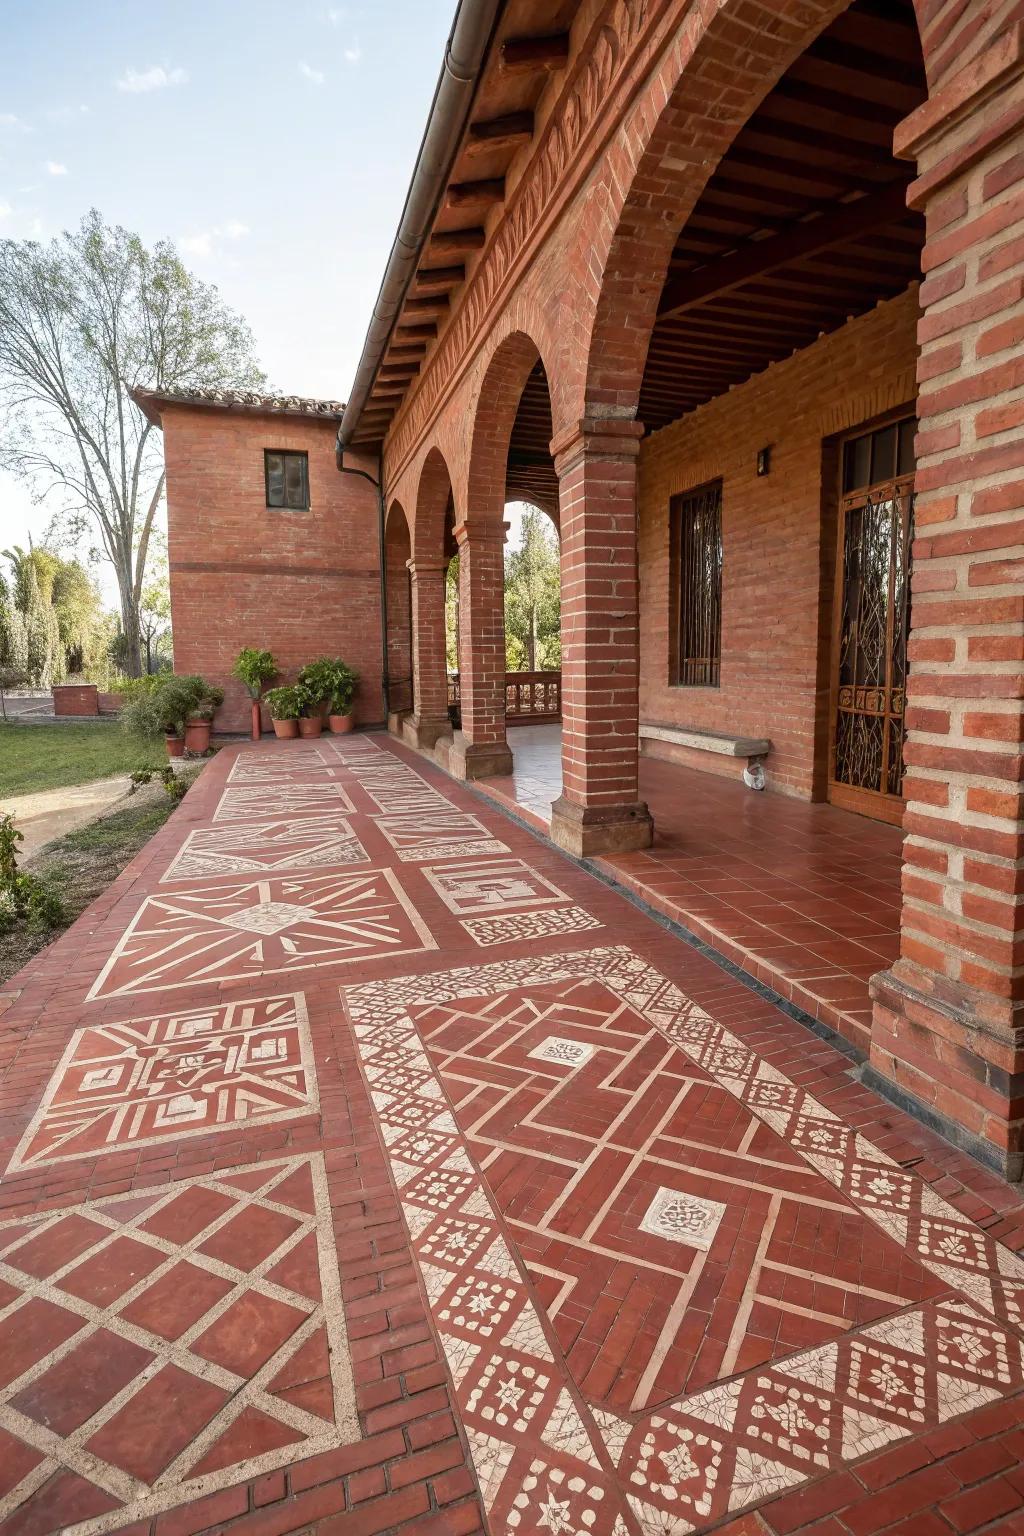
[2, 732, 1024, 1536]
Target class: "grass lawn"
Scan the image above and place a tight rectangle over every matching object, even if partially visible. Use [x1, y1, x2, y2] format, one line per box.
[1, 721, 164, 798]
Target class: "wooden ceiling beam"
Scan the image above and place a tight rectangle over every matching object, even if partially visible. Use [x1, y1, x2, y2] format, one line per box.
[404, 294, 450, 315]
[658, 181, 911, 321]
[444, 179, 505, 211]
[394, 322, 438, 340]
[413, 264, 466, 293]
[428, 228, 486, 256]
[499, 33, 570, 74]
[466, 111, 533, 156]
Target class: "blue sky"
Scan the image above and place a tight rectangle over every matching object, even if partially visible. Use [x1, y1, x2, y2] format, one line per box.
[0, 0, 455, 587]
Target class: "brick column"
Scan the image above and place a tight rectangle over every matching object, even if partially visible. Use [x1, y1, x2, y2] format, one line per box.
[868, 31, 1024, 1180]
[448, 519, 513, 779]
[402, 559, 451, 750]
[549, 417, 653, 856]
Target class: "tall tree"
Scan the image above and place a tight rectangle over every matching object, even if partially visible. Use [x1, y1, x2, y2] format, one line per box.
[504, 508, 560, 671]
[0, 210, 265, 674]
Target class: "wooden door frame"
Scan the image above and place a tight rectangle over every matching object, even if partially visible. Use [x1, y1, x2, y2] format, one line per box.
[827, 407, 915, 827]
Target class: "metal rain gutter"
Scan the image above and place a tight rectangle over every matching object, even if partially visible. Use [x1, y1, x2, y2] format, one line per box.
[336, 0, 503, 457]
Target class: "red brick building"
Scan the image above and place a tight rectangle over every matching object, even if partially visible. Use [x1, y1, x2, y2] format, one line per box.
[154, 0, 1024, 1180]
[135, 389, 384, 733]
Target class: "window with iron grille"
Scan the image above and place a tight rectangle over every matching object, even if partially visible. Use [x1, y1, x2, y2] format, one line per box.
[670, 481, 723, 688]
[265, 450, 309, 510]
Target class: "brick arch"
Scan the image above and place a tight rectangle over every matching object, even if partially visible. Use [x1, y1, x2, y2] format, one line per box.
[466, 329, 556, 522]
[581, 0, 852, 418]
[384, 499, 413, 714]
[411, 444, 456, 562]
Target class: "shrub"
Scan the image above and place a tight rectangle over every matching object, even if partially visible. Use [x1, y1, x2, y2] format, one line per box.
[297, 658, 359, 715]
[233, 647, 277, 698]
[161, 764, 202, 802]
[263, 685, 304, 721]
[121, 674, 213, 740]
[0, 814, 66, 933]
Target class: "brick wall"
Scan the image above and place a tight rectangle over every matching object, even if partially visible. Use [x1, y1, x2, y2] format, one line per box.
[637, 288, 921, 799]
[52, 684, 99, 717]
[162, 407, 383, 733]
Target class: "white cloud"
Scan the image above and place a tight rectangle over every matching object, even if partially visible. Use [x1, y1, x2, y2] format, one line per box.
[0, 202, 11, 219]
[343, 43, 362, 63]
[326, 7, 347, 24]
[298, 61, 325, 85]
[178, 220, 251, 262]
[117, 65, 189, 94]
[45, 161, 68, 176]
[46, 104, 89, 122]
[0, 112, 30, 131]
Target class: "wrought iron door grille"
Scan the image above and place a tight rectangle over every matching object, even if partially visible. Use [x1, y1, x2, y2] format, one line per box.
[671, 481, 723, 688]
[833, 472, 914, 801]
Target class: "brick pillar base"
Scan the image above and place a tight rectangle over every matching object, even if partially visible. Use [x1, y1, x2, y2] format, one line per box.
[867, 30, 1024, 1180]
[551, 417, 653, 858]
[404, 558, 451, 749]
[449, 519, 513, 781]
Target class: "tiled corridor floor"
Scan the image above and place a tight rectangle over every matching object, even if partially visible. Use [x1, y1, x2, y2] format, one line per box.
[478, 725, 902, 1050]
[2, 732, 1024, 1536]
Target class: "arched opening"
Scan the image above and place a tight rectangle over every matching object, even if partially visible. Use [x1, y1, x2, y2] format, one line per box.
[404, 445, 458, 750]
[625, 0, 926, 822]
[500, 360, 563, 817]
[384, 500, 413, 717]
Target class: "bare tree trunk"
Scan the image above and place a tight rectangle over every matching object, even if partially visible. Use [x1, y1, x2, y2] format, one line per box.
[118, 582, 143, 677]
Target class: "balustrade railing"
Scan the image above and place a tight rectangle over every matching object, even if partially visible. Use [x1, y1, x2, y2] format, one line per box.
[447, 670, 561, 722]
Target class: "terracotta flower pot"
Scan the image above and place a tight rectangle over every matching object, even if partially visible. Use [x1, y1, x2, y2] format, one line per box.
[165, 734, 185, 758]
[329, 713, 354, 734]
[251, 701, 262, 741]
[184, 718, 211, 754]
[272, 718, 299, 739]
[298, 716, 323, 739]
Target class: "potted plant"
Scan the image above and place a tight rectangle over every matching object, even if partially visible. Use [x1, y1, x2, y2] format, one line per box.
[264, 686, 303, 739]
[184, 681, 224, 755]
[233, 648, 278, 740]
[296, 685, 323, 738]
[299, 657, 359, 734]
[120, 675, 200, 758]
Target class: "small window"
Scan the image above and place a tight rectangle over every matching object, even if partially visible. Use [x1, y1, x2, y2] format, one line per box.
[842, 417, 916, 495]
[670, 480, 723, 688]
[265, 450, 309, 510]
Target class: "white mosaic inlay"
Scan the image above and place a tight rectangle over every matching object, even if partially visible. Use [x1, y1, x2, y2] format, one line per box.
[527, 1036, 595, 1069]
[638, 1186, 727, 1251]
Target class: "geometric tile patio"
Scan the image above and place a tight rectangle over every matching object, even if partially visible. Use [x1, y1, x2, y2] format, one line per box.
[87, 868, 436, 1000]
[6, 994, 317, 1172]
[0, 1155, 355, 1534]
[3, 729, 1024, 1536]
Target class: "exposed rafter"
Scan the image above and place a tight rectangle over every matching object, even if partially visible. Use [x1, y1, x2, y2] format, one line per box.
[657, 181, 911, 322]
[428, 228, 486, 256]
[499, 33, 570, 74]
[466, 110, 534, 155]
[444, 178, 505, 210]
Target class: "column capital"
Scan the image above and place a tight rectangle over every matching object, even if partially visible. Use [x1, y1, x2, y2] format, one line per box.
[453, 518, 509, 548]
[406, 557, 447, 576]
[895, 24, 1024, 205]
[550, 416, 644, 477]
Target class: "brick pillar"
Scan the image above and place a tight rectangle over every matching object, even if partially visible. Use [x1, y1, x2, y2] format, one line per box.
[403, 559, 451, 750]
[868, 31, 1024, 1180]
[449, 519, 514, 779]
[549, 417, 653, 856]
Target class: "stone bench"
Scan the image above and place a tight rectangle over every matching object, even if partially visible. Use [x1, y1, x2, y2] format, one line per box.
[639, 722, 771, 786]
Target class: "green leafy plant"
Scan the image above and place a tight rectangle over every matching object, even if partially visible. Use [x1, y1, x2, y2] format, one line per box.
[121, 674, 215, 740]
[297, 657, 358, 715]
[263, 685, 304, 721]
[233, 648, 277, 698]
[0, 813, 65, 933]
[0, 812, 23, 885]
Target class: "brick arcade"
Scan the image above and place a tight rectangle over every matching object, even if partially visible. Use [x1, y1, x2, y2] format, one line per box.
[10, 2, 1015, 1529]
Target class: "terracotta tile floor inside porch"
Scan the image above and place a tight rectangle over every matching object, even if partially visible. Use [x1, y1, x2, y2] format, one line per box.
[478, 724, 902, 1050]
[3, 732, 1024, 1536]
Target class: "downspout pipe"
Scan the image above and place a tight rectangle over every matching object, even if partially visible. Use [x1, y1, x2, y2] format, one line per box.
[337, 452, 390, 724]
[336, 0, 502, 457]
